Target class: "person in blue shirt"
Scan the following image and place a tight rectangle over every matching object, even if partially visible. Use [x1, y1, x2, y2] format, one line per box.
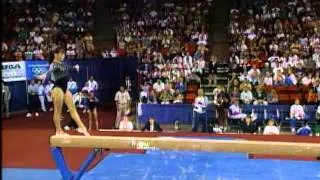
[296, 121, 312, 136]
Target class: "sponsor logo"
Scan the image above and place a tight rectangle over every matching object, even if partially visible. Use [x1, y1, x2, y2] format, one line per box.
[2, 64, 21, 70]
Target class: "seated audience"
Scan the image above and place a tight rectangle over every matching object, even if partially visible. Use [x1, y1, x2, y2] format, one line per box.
[240, 116, 257, 134]
[119, 115, 134, 131]
[266, 89, 279, 104]
[263, 119, 280, 135]
[290, 99, 306, 133]
[240, 86, 253, 104]
[316, 105, 320, 122]
[253, 86, 267, 105]
[296, 121, 312, 136]
[229, 99, 247, 120]
[141, 117, 162, 132]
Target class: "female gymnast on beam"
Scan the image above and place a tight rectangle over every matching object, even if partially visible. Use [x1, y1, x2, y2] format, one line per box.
[40, 47, 89, 136]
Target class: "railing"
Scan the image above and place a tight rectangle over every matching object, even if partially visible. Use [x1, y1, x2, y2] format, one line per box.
[137, 104, 319, 125]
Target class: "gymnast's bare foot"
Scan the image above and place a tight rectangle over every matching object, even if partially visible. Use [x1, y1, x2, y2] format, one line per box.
[56, 130, 70, 136]
[77, 128, 90, 136]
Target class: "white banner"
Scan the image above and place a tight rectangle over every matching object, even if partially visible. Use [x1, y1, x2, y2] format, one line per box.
[1, 61, 27, 82]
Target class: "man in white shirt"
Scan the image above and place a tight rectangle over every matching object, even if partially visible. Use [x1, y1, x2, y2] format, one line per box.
[38, 80, 46, 112]
[114, 86, 131, 128]
[192, 89, 208, 132]
[88, 76, 98, 92]
[183, 52, 193, 68]
[263, 71, 273, 86]
[247, 65, 260, 84]
[290, 99, 306, 133]
[67, 78, 78, 94]
[153, 79, 165, 94]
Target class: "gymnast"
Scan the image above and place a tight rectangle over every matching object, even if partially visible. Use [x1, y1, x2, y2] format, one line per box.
[40, 47, 90, 136]
[87, 91, 99, 130]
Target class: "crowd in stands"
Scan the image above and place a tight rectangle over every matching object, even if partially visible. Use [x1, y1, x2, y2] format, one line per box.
[227, 0, 320, 106]
[2, 0, 95, 61]
[110, 0, 213, 104]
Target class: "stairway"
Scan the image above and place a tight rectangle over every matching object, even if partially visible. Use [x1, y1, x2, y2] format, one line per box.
[93, 0, 117, 51]
[208, 0, 230, 60]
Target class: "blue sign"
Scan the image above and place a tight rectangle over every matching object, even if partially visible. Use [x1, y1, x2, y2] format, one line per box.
[26, 60, 50, 80]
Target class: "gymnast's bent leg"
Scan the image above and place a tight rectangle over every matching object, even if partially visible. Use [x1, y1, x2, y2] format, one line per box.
[64, 90, 90, 136]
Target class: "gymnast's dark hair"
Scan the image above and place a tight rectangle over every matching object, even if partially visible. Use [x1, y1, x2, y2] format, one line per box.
[48, 46, 65, 64]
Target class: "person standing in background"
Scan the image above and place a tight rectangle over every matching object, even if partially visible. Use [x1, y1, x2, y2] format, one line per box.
[2, 83, 11, 118]
[26, 79, 40, 118]
[45, 80, 54, 111]
[214, 86, 230, 130]
[192, 89, 208, 132]
[67, 77, 78, 95]
[125, 76, 132, 94]
[38, 80, 47, 112]
[87, 75, 98, 93]
[114, 86, 131, 128]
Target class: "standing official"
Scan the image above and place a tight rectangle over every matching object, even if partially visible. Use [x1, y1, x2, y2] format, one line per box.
[38, 80, 47, 112]
[87, 76, 98, 93]
[45, 80, 54, 111]
[192, 89, 208, 132]
[26, 79, 40, 117]
[2, 83, 11, 118]
[114, 86, 131, 128]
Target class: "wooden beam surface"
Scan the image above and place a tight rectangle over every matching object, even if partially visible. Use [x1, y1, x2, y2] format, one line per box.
[50, 135, 320, 157]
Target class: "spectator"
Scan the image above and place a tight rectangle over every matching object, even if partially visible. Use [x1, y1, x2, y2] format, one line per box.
[159, 88, 174, 104]
[229, 99, 247, 120]
[67, 78, 78, 95]
[141, 117, 162, 132]
[241, 115, 257, 134]
[87, 76, 98, 93]
[240, 86, 253, 104]
[153, 79, 165, 95]
[2, 83, 11, 118]
[26, 80, 40, 118]
[38, 80, 46, 112]
[45, 80, 54, 111]
[263, 119, 280, 135]
[119, 115, 134, 131]
[266, 89, 279, 104]
[290, 99, 306, 133]
[192, 89, 208, 132]
[316, 105, 320, 122]
[114, 85, 131, 128]
[253, 86, 267, 105]
[296, 121, 312, 136]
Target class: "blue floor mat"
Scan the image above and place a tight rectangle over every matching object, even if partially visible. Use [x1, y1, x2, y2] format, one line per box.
[2, 168, 61, 180]
[3, 150, 320, 180]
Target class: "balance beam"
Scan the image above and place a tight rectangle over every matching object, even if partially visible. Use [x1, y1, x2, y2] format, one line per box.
[50, 135, 320, 157]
